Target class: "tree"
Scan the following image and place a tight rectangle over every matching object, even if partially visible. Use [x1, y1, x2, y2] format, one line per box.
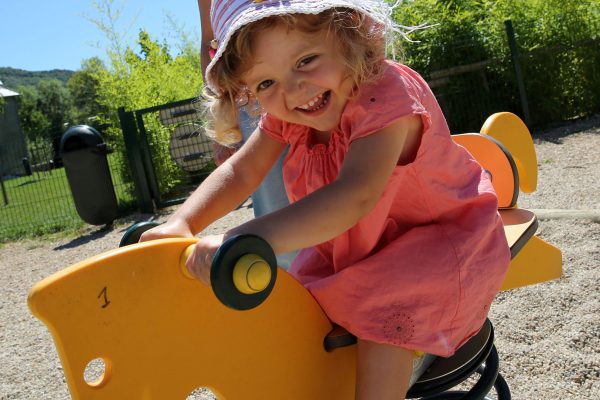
[35, 80, 74, 141]
[92, 30, 201, 115]
[17, 85, 50, 142]
[92, 30, 203, 194]
[83, 0, 204, 195]
[17, 80, 74, 164]
[68, 57, 109, 125]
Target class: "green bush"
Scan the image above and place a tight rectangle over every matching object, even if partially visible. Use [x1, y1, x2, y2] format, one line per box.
[392, 0, 600, 128]
[93, 31, 203, 197]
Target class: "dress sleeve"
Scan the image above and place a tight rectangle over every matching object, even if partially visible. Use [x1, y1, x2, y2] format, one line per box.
[340, 62, 430, 143]
[258, 113, 288, 143]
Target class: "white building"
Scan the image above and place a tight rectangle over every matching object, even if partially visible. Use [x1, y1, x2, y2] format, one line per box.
[0, 80, 28, 177]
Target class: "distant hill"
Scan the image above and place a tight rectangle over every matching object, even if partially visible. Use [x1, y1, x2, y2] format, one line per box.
[0, 67, 75, 90]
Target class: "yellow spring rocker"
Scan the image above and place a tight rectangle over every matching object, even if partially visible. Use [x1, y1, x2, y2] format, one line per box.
[28, 112, 562, 400]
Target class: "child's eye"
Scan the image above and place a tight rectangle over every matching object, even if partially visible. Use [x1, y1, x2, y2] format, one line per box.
[257, 80, 274, 91]
[297, 55, 317, 68]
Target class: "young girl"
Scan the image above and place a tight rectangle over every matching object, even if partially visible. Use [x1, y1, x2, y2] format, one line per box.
[142, 0, 510, 398]
[197, 0, 297, 269]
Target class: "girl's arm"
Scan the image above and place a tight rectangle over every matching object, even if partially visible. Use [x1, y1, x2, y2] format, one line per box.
[140, 129, 285, 241]
[229, 114, 423, 254]
[184, 114, 422, 284]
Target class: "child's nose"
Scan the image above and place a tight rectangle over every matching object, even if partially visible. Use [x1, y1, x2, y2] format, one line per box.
[283, 76, 307, 108]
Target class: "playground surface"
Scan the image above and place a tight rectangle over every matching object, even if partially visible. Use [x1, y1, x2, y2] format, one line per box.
[1, 116, 599, 399]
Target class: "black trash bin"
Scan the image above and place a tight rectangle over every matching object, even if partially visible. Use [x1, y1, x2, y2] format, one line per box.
[60, 125, 118, 225]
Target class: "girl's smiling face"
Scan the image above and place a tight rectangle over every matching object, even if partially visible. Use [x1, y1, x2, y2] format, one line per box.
[242, 24, 354, 134]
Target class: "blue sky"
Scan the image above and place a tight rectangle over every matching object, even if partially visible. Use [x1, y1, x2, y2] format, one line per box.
[1, 0, 201, 71]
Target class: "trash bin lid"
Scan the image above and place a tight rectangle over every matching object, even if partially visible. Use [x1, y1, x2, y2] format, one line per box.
[59, 125, 104, 153]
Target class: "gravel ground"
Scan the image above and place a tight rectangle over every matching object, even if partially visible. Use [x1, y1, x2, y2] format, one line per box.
[1, 116, 598, 399]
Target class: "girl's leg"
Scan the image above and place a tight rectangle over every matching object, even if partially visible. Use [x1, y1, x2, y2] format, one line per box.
[355, 339, 414, 400]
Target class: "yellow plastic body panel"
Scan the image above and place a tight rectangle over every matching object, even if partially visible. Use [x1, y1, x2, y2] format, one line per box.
[501, 235, 562, 291]
[499, 209, 562, 290]
[454, 117, 561, 290]
[453, 133, 517, 208]
[480, 112, 538, 193]
[28, 238, 355, 400]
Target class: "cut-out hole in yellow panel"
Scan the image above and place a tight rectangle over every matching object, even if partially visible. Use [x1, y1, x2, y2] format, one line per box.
[83, 357, 111, 388]
[186, 387, 218, 399]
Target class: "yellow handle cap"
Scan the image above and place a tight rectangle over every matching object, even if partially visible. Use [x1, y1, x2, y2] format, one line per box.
[233, 254, 272, 294]
[180, 245, 196, 280]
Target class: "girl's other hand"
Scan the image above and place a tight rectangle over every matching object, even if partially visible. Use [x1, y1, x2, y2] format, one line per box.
[139, 218, 194, 242]
[184, 234, 225, 285]
[213, 142, 239, 166]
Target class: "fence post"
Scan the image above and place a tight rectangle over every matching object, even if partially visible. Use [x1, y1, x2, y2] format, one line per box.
[0, 175, 8, 205]
[505, 19, 532, 126]
[118, 107, 154, 213]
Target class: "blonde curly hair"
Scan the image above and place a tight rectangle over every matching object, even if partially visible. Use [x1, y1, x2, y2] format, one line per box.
[203, 8, 387, 145]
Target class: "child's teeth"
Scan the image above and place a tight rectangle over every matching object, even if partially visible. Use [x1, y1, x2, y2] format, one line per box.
[298, 93, 328, 111]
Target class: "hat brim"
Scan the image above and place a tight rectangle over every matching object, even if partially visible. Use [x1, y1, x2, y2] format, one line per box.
[205, 0, 391, 94]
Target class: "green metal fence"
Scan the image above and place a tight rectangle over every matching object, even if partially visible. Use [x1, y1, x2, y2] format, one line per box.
[0, 132, 135, 241]
[118, 98, 215, 212]
[426, 56, 520, 134]
[520, 38, 600, 126]
[418, 21, 600, 132]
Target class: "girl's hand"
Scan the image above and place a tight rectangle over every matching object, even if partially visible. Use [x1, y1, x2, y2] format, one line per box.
[184, 234, 225, 285]
[139, 218, 193, 242]
[212, 142, 239, 166]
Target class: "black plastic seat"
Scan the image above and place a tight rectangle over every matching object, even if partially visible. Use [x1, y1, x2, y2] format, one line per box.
[407, 319, 511, 399]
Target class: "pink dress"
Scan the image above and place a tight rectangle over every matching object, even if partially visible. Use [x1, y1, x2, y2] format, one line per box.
[259, 61, 510, 357]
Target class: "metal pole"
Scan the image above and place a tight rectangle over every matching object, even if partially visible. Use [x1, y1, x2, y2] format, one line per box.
[118, 107, 154, 213]
[0, 175, 8, 205]
[505, 19, 532, 126]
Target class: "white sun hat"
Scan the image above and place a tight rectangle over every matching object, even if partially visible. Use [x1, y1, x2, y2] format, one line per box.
[206, 0, 419, 94]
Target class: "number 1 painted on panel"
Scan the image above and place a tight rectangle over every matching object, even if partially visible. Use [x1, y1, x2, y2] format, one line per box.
[98, 286, 110, 308]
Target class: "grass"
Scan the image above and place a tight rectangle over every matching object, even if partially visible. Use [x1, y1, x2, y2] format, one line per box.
[0, 159, 136, 243]
[0, 168, 83, 242]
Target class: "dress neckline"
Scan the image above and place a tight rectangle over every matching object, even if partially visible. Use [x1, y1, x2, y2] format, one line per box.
[305, 128, 340, 154]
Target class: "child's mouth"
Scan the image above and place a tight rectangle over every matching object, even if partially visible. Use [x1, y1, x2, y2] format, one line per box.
[296, 91, 331, 113]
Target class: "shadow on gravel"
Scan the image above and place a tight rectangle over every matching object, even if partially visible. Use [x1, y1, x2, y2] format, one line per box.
[52, 212, 160, 252]
[532, 114, 600, 144]
[53, 224, 116, 251]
